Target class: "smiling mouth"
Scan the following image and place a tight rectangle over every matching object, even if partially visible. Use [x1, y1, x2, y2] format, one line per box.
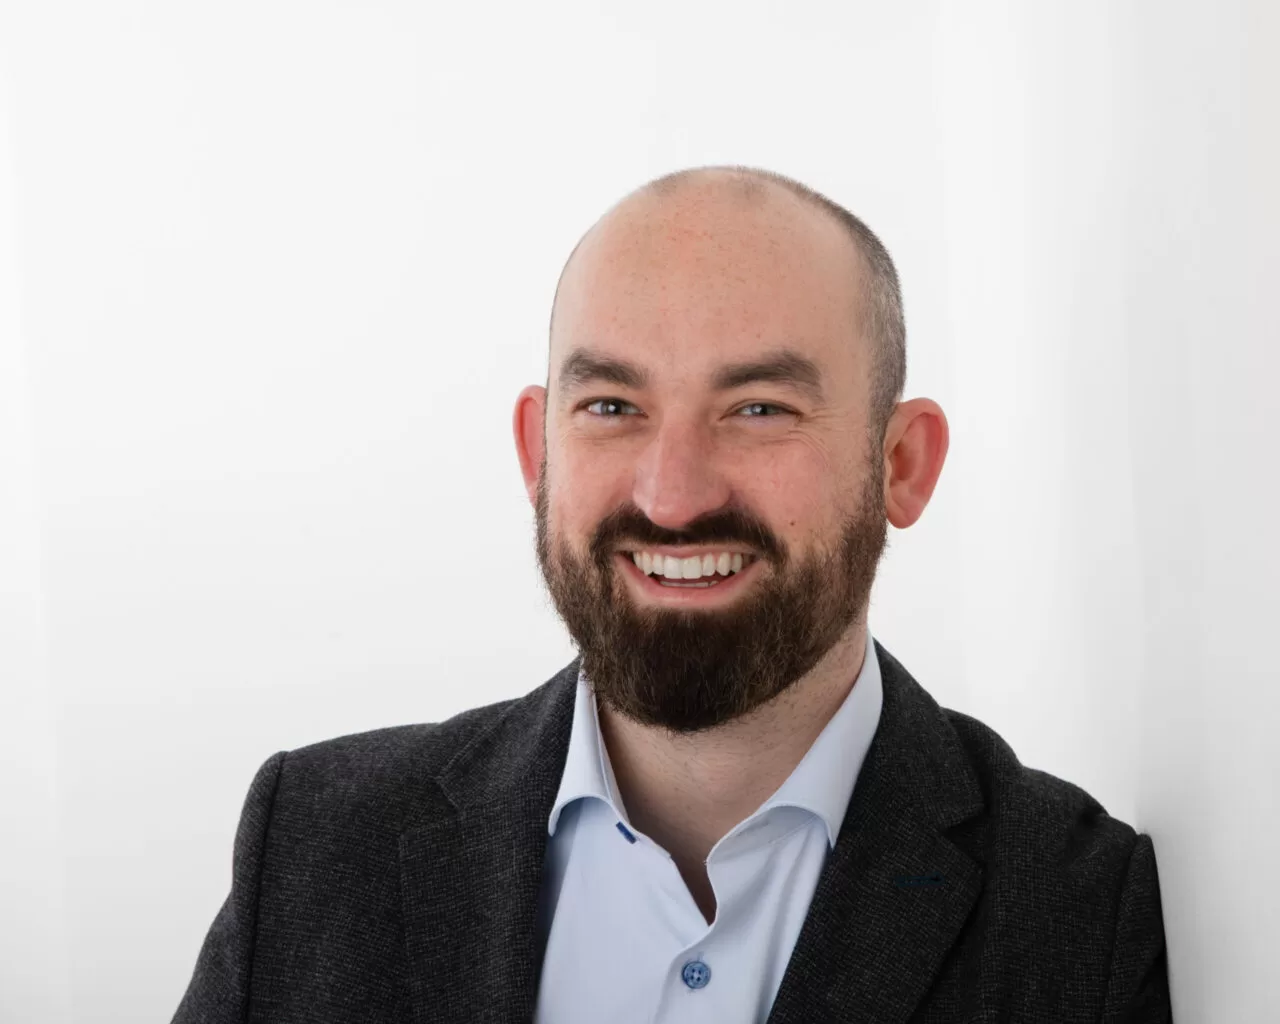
[614, 550, 761, 591]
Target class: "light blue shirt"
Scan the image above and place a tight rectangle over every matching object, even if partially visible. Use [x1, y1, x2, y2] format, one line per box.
[535, 627, 884, 1023]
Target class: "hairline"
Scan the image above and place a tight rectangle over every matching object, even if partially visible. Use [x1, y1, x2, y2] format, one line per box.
[546, 165, 906, 446]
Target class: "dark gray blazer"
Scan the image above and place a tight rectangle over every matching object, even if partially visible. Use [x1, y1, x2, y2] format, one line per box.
[172, 640, 1172, 1023]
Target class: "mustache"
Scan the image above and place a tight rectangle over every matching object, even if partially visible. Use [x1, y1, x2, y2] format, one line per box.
[589, 504, 783, 563]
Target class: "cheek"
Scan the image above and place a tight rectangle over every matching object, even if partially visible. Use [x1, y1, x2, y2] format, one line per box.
[550, 452, 627, 535]
[742, 451, 847, 539]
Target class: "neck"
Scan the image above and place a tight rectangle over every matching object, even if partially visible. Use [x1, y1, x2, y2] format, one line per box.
[595, 618, 869, 867]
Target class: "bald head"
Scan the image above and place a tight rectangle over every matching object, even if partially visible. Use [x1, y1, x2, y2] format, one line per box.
[549, 165, 906, 443]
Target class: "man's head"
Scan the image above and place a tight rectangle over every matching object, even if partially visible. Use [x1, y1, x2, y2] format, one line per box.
[514, 166, 948, 735]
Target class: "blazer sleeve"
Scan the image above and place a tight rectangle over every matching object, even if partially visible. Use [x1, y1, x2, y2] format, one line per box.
[171, 751, 287, 1024]
[1101, 832, 1174, 1023]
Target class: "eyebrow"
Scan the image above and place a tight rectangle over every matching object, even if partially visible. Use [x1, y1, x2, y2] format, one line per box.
[557, 347, 826, 404]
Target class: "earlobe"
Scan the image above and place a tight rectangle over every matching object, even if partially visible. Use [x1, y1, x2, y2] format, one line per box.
[513, 385, 548, 506]
[883, 398, 949, 530]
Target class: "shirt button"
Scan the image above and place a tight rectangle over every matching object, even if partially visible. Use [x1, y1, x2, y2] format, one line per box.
[681, 960, 711, 990]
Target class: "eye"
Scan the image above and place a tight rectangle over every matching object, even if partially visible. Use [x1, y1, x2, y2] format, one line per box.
[735, 402, 793, 418]
[583, 398, 640, 417]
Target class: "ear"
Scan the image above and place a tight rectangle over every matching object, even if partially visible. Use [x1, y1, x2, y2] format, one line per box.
[882, 398, 949, 529]
[513, 384, 548, 507]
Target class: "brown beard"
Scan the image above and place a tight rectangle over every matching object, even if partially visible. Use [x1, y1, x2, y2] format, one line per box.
[534, 450, 888, 734]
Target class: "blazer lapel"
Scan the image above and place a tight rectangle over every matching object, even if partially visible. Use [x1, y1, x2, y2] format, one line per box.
[398, 659, 578, 1024]
[399, 641, 987, 1024]
[765, 640, 987, 1023]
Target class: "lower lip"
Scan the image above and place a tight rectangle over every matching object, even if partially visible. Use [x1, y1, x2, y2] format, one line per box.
[615, 553, 761, 604]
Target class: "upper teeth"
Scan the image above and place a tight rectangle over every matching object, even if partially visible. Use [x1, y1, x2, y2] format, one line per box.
[629, 551, 748, 580]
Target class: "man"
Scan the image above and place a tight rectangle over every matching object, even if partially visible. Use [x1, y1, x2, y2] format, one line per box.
[172, 166, 1171, 1023]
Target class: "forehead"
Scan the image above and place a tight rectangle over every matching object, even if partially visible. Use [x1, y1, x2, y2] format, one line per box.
[549, 183, 867, 390]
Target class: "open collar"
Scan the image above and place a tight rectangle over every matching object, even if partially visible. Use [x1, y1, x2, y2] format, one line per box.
[398, 639, 985, 1024]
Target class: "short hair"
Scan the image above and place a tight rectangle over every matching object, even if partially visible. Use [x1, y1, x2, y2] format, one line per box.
[549, 165, 906, 446]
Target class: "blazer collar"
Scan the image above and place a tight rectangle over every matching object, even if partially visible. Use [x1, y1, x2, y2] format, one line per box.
[399, 639, 986, 1024]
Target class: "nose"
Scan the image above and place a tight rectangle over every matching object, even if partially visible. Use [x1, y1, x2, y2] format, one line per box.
[631, 420, 733, 531]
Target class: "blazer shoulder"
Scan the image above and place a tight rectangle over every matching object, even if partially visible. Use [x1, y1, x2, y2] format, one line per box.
[289, 692, 518, 769]
[941, 705, 1142, 871]
[269, 690, 526, 835]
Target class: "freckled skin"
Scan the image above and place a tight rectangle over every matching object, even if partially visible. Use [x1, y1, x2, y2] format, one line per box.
[548, 191, 868, 595]
[512, 171, 949, 912]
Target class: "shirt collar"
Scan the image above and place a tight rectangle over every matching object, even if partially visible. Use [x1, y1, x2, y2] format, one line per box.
[547, 626, 884, 850]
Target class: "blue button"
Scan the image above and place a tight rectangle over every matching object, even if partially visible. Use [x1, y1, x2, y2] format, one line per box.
[615, 821, 637, 843]
[681, 959, 711, 989]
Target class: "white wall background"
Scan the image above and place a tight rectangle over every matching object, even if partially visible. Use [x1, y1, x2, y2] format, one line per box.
[0, 2, 1275, 1021]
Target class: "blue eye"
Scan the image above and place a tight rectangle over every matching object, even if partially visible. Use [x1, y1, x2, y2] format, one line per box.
[736, 402, 789, 417]
[584, 398, 639, 417]
[580, 399, 793, 420]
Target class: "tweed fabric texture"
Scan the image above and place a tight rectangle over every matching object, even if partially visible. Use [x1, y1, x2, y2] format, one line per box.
[171, 641, 1172, 1023]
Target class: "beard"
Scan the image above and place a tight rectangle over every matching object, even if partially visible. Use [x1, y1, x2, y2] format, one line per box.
[534, 450, 888, 734]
